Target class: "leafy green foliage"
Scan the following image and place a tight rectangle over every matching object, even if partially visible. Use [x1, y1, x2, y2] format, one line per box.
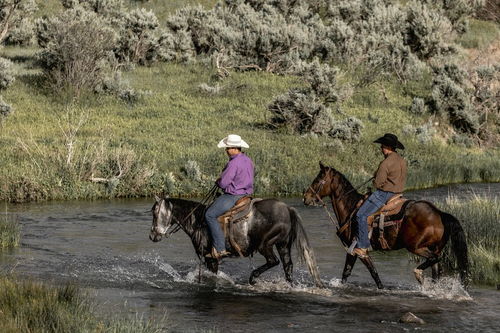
[35, 8, 117, 96]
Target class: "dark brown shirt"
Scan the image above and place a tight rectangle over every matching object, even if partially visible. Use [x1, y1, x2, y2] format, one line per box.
[373, 152, 407, 193]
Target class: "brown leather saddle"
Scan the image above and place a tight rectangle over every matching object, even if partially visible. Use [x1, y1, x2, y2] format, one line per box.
[340, 193, 412, 249]
[367, 194, 411, 249]
[217, 196, 262, 256]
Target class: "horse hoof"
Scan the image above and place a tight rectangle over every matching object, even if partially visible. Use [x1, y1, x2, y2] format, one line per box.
[414, 268, 424, 285]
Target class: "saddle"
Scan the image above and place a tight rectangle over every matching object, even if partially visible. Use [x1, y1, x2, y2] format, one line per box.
[340, 193, 412, 250]
[217, 196, 262, 256]
[367, 194, 410, 249]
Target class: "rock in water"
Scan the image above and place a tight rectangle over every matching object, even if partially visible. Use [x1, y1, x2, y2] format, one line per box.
[399, 312, 425, 324]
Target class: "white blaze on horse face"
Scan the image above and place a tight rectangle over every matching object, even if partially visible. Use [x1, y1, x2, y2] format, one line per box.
[153, 200, 173, 235]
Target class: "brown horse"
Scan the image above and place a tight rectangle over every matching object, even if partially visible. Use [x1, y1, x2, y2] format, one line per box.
[303, 162, 469, 289]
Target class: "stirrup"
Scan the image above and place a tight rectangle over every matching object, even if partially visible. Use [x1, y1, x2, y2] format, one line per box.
[205, 248, 230, 259]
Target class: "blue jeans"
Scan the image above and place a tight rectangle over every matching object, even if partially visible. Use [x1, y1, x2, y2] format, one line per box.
[205, 194, 244, 252]
[355, 189, 394, 248]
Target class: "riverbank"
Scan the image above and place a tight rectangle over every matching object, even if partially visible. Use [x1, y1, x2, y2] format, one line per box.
[0, 60, 499, 202]
[0, 214, 161, 332]
[440, 196, 500, 286]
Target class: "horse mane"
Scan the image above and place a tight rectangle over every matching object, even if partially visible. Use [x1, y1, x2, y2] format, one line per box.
[328, 167, 364, 213]
[167, 198, 210, 256]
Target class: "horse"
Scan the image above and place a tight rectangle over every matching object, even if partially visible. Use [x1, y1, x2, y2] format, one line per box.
[149, 195, 324, 287]
[303, 162, 469, 289]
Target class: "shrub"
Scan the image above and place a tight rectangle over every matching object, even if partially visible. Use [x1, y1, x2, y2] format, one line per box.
[268, 59, 344, 135]
[35, 8, 117, 96]
[431, 64, 479, 134]
[0, 96, 12, 117]
[4, 18, 36, 46]
[329, 116, 364, 142]
[0, 57, 15, 90]
[409, 97, 427, 115]
[115, 8, 165, 65]
[182, 160, 203, 182]
[0, 0, 37, 45]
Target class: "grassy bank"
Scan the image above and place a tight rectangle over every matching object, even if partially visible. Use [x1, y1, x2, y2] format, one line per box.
[0, 277, 161, 333]
[0, 214, 20, 249]
[0, 216, 162, 332]
[440, 196, 500, 286]
[0, 60, 499, 202]
[0, 1, 499, 202]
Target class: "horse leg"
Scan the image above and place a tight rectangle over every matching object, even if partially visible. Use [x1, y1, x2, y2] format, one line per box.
[341, 253, 358, 284]
[205, 258, 219, 274]
[276, 243, 293, 284]
[249, 247, 280, 285]
[413, 247, 440, 285]
[359, 255, 384, 289]
[431, 262, 442, 282]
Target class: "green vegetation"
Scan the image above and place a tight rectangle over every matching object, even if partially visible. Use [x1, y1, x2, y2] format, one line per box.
[457, 19, 500, 49]
[0, 0, 497, 203]
[0, 277, 161, 332]
[0, 214, 19, 249]
[0, 212, 160, 332]
[441, 196, 500, 286]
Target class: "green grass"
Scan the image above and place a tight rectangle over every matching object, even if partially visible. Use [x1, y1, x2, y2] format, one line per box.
[457, 19, 500, 49]
[440, 196, 500, 286]
[0, 214, 20, 249]
[0, 57, 499, 202]
[0, 276, 162, 333]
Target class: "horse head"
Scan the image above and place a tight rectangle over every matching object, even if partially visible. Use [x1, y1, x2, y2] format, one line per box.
[149, 194, 175, 242]
[303, 162, 335, 206]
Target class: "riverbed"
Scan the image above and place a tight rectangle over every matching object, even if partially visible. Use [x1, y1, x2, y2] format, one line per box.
[1, 183, 499, 332]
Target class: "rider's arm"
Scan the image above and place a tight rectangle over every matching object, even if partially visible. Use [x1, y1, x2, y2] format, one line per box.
[217, 160, 237, 191]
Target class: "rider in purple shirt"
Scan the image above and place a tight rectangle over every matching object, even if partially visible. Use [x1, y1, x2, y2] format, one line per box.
[205, 134, 254, 259]
[217, 153, 254, 195]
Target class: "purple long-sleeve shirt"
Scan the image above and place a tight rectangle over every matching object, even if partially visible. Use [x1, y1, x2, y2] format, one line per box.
[217, 153, 254, 195]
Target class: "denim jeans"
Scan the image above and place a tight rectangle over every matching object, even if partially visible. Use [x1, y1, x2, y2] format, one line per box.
[355, 189, 394, 248]
[205, 193, 244, 252]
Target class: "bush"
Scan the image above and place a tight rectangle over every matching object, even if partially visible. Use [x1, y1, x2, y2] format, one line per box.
[431, 64, 479, 134]
[329, 116, 364, 142]
[0, 0, 38, 45]
[268, 59, 343, 135]
[4, 18, 36, 46]
[35, 8, 117, 96]
[115, 8, 165, 65]
[0, 57, 15, 90]
[409, 97, 427, 115]
[405, 1, 455, 59]
[0, 96, 12, 117]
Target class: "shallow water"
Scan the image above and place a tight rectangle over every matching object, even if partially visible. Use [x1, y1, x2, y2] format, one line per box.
[1, 183, 499, 332]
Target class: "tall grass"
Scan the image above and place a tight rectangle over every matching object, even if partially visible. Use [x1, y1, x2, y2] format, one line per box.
[0, 276, 162, 333]
[0, 214, 20, 249]
[0, 60, 499, 202]
[440, 196, 500, 286]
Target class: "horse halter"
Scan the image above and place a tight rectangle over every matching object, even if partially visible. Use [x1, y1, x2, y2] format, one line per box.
[308, 178, 329, 207]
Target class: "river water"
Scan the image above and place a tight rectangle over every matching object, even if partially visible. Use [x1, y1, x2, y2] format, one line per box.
[1, 183, 499, 332]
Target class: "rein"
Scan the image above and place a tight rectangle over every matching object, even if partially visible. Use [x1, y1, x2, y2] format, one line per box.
[167, 184, 218, 236]
[308, 175, 373, 229]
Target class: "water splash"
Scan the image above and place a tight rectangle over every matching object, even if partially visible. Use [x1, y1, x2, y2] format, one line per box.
[418, 277, 471, 301]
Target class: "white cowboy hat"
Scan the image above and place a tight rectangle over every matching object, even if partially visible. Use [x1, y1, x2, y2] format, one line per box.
[217, 134, 249, 148]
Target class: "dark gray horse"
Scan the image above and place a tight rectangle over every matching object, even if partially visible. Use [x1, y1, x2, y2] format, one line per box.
[149, 196, 323, 287]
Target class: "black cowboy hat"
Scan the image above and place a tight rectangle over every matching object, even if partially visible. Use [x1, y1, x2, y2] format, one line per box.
[373, 133, 405, 150]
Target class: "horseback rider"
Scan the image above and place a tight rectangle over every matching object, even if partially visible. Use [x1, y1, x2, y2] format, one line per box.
[353, 133, 407, 258]
[205, 134, 255, 260]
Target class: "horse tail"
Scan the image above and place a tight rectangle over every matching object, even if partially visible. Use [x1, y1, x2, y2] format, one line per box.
[441, 211, 469, 287]
[289, 207, 324, 288]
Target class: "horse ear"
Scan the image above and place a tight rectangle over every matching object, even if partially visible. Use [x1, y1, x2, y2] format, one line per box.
[154, 194, 161, 202]
[319, 161, 325, 170]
